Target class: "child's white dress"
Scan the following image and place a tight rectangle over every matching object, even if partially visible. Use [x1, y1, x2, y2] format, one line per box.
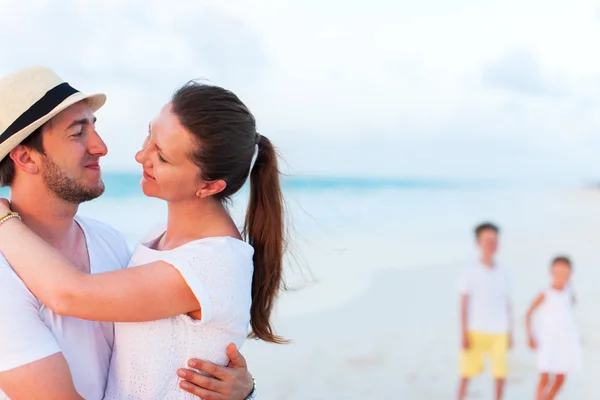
[535, 287, 582, 374]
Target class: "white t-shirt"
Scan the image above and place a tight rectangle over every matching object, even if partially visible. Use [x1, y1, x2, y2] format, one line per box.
[458, 262, 512, 334]
[104, 232, 254, 400]
[0, 216, 131, 400]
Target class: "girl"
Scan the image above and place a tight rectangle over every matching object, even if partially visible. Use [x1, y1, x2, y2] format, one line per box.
[0, 81, 286, 399]
[525, 256, 581, 400]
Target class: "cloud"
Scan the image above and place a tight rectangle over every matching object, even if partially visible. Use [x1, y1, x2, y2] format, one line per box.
[0, 0, 272, 170]
[481, 50, 564, 96]
[1, 0, 600, 180]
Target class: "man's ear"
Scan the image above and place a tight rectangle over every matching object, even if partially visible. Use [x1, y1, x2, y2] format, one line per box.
[9, 145, 40, 175]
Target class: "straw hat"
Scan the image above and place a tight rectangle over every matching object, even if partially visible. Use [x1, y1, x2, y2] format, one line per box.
[0, 66, 106, 161]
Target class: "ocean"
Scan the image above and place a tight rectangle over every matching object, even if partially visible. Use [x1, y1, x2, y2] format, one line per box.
[1, 172, 502, 247]
[0, 171, 590, 265]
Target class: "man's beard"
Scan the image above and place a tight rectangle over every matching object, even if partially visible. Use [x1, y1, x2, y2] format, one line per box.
[41, 156, 105, 204]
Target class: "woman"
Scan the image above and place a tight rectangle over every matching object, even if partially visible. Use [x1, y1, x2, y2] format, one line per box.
[0, 81, 286, 399]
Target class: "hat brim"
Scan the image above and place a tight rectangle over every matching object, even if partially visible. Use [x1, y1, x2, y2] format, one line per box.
[0, 91, 106, 162]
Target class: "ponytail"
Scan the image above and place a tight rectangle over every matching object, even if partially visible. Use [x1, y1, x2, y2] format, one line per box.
[244, 135, 287, 343]
[170, 81, 288, 343]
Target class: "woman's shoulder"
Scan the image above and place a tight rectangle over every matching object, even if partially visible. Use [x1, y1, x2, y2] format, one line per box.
[162, 237, 254, 293]
[133, 226, 254, 268]
[176, 236, 254, 261]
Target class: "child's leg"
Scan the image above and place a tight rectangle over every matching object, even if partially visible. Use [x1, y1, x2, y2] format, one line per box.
[491, 334, 509, 400]
[536, 373, 549, 400]
[495, 378, 505, 400]
[457, 378, 469, 400]
[458, 332, 484, 400]
[547, 374, 566, 400]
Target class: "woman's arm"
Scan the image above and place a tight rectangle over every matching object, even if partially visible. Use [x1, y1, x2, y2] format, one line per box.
[525, 292, 545, 349]
[0, 214, 201, 322]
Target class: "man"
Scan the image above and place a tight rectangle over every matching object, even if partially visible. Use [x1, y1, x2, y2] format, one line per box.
[0, 66, 256, 399]
[457, 222, 512, 400]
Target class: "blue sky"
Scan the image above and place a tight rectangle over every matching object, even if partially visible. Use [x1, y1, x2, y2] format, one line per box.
[1, 0, 600, 182]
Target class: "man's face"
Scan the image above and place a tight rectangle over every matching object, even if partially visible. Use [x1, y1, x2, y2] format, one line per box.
[477, 229, 498, 258]
[35, 101, 108, 203]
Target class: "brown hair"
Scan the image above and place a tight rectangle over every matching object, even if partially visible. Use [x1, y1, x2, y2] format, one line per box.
[0, 125, 46, 187]
[474, 222, 499, 239]
[171, 81, 287, 343]
[551, 256, 572, 269]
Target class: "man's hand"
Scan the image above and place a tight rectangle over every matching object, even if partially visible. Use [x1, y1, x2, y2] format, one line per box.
[178, 343, 254, 400]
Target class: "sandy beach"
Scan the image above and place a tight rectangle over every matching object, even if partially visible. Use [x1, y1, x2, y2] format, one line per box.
[241, 188, 600, 399]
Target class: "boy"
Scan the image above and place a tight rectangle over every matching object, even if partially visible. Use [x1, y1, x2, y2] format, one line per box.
[457, 222, 512, 400]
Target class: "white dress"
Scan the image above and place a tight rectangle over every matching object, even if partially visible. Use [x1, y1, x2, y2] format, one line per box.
[535, 287, 582, 374]
[103, 233, 254, 399]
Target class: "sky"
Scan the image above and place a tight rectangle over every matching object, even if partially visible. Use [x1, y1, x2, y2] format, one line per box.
[1, 0, 600, 182]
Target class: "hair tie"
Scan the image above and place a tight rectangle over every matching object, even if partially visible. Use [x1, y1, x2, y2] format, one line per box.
[248, 144, 259, 177]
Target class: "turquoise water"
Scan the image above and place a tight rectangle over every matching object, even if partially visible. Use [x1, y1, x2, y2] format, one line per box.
[0, 172, 490, 198]
[94, 172, 488, 197]
[0, 172, 580, 251]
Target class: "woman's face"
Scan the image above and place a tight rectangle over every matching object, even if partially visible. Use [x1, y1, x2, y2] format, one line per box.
[135, 103, 203, 202]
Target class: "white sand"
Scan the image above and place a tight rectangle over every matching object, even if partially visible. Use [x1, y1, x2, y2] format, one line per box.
[241, 188, 600, 399]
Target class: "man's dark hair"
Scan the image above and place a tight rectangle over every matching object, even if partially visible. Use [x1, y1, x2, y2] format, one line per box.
[0, 125, 46, 187]
[474, 222, 500, 239]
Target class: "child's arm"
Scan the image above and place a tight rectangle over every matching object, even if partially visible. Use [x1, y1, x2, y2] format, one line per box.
[525, 292, 545, 349]
[460, 294, 469, 349]
[507, 302, 513, 349]
[570, 284, 576, 305]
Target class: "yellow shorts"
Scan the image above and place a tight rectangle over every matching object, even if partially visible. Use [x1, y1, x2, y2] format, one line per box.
[460, 332, 509, 379]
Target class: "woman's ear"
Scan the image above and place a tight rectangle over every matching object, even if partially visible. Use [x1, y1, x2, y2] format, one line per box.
[195, 180, 227, 198]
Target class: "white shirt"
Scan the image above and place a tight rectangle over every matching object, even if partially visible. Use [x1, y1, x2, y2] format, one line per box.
[0, 216, 131, 400]
[458, 262, 512, 334]
[104, 233, 254, 400]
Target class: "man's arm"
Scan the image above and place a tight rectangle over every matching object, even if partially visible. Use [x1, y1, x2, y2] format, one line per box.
[0, 354, 82, 400]
[0, 264, 82, 399]
[178, 344, 255, 400]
